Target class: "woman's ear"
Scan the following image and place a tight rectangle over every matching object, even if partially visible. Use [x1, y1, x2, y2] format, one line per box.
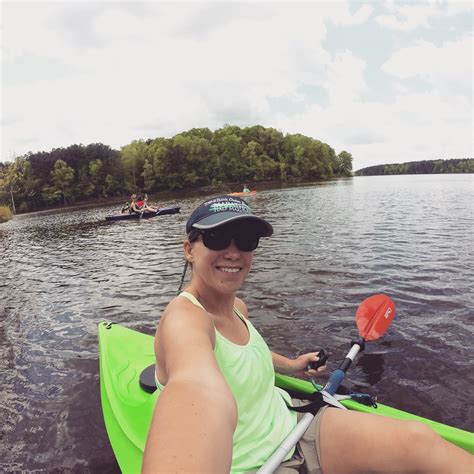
[183, 239, 194, 263]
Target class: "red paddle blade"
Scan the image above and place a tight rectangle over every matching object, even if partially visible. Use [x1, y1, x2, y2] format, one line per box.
[356, 294, 395, 341]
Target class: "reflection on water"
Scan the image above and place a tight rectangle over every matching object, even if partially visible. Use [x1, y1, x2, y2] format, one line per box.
[356, 352, 386, 386]
[1, 175, 473, 471]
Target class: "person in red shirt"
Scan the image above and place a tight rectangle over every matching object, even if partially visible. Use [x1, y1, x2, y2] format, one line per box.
[129, 194, 159, 213]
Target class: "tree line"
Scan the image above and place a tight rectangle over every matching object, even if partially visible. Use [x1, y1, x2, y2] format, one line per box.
[355, 158, 474, 176]
[0, 125, 353, 213]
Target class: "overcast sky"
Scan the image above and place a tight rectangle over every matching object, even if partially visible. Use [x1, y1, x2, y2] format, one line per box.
[2, 1, 473, 170]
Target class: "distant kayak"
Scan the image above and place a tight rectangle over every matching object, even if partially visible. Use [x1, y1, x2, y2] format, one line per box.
[105, 206, 180, 221]
[98, 322, 474, 473]
[228, 190, 257, 197]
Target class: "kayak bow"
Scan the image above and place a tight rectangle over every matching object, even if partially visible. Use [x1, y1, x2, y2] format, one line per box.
[98, 322, 474, 473]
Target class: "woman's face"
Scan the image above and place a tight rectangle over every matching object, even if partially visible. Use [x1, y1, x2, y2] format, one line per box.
[185, 223, 256, 294]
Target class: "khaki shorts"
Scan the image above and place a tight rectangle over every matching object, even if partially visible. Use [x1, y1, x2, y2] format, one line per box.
[251, 401, 329, 474]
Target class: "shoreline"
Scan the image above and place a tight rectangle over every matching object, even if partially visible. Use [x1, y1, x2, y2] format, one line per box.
[8, 176, 353, 217]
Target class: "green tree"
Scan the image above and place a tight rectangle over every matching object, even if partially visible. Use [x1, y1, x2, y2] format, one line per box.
[278, 153, 288, 181]
[241, 141, 260, 179]
[41, 184, 62, 204]
[77, 165, 95, 198]
[50, 159, 75, 205]
[121, 140, 147, 189]
[105, 174, 120, 196]
[149, 142, 169, 190]
[0, 158, 25, 214]
[336, 151, 353, 176]
[214, 131, 243, 181]
[142, 158, 155, 192]
[89, 159, 104, 198]
[20, 160, 42, 211]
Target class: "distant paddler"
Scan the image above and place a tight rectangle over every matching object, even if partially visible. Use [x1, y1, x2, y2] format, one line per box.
[228, 187, 257, 197]
[122, 194, 160, 214]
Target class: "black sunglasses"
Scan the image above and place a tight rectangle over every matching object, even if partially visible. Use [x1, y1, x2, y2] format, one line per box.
[189, 227, 260, 252]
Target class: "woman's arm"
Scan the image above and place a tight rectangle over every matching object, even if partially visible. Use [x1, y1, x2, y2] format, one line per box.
[142, 306, 237, 473]
[271, 351, 327, 377]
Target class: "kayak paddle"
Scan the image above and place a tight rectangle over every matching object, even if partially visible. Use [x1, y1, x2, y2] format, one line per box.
[257, 294, 396, 473]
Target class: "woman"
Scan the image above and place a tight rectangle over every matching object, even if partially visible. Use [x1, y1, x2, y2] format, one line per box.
[143, 195, 472, 473]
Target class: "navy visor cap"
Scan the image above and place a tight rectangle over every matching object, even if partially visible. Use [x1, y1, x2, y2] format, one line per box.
[186, 195, 273, 237]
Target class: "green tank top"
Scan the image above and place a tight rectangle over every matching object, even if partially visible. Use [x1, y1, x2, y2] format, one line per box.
[163, 291, 297, 472]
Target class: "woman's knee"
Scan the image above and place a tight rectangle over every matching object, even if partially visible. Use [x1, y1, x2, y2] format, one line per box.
[319, 410, 445, 473]
[398, 420, 440, 451]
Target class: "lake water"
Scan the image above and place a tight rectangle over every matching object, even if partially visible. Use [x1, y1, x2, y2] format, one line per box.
[1, 174, 473, 472]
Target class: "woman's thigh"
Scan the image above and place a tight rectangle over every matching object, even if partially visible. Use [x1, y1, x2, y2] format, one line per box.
[318, 407, 469, 474]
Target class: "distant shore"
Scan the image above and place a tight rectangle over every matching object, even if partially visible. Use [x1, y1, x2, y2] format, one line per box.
[7, 177, 351, 218]
[355, 158, 473, 176]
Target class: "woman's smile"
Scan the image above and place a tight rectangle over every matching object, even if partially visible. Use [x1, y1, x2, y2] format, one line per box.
[216, 265, 242, 274]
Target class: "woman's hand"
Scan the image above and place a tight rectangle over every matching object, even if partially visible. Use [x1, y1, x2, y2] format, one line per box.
[290, 352, 328, 378]
[272, 351, 328, 377]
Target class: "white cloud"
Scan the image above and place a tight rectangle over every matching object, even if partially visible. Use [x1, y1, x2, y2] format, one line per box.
[382, 35, 473, 97]
[344, 4, 374, 25]
[1, 1, 472, 171]
[374, 1, 473, 31]
[2, 4, 75, 61]
[3, 2, 337, 155]
[322, 50, 369, 104]
[375, 4, 433, 31]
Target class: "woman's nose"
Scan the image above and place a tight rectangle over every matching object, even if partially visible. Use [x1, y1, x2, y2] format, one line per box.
[224, 239, 240, 256]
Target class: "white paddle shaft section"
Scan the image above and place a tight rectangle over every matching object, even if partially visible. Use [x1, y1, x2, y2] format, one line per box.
[256, 413, 314, 474]
[346, 344, 360, 361]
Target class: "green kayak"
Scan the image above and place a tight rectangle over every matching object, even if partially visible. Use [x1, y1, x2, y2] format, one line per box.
[98, 322, 474, 473]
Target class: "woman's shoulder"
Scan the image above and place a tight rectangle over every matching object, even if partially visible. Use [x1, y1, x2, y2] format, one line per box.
[160, 294, 215, 335]
[233, 296, 249, 319]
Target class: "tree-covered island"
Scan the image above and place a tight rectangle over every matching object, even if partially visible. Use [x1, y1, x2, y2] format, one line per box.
[0, 125, 353, 214]
[356, 158, 474, 176]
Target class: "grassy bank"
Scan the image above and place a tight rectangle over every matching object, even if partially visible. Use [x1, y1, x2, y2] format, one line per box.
[0, 206, 13, 223]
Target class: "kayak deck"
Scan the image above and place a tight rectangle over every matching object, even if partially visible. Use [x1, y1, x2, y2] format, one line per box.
[105, 206, 180, 221]
[98, 322, 474, 473]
